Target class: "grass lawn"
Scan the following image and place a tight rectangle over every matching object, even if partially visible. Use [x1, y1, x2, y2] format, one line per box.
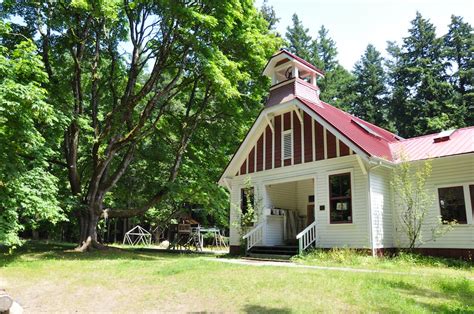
[1, 242, 473, 313]
[292, 248, 474, 278]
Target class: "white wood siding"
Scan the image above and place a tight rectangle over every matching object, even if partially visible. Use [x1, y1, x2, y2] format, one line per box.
[392, 154, 474, 249]
[265, 216, 284, 245]
[228, 155, 371, 249]
[370, 166, 394, 248]
[229, 184, 242, 246]
[315, 158, 370, 248]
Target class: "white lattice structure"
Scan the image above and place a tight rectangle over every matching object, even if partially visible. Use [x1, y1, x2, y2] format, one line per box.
[123, 225, 152, 246]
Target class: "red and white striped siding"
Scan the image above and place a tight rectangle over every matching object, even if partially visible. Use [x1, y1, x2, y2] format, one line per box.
[236, 110, 353, 176]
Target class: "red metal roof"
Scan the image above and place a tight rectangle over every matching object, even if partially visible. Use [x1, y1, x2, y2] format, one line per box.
[299, 97, 474, 162]
[389, 126, 474, 162]
[298, 97, 397, 160]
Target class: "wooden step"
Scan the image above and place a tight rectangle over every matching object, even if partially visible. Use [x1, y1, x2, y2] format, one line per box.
[248, 245, 298, 257]
[245, 254, 293, 261]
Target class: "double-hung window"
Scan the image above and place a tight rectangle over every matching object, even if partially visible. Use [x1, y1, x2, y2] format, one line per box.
[329, 173, 352, 223]
[438, 184, 474, 224]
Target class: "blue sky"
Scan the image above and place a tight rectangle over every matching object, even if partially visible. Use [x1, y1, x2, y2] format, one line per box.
[256, 0, 474, 70]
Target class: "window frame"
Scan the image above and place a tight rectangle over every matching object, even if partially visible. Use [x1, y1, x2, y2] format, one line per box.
[436, 182, 474, 225]
[470, 185, 474, 222]
[282, 129, 293, 161]
[240, 186, 255, 215]
[327, 170, 353, 225]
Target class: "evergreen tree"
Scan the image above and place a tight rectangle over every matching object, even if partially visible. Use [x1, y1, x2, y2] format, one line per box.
[318, 65, 354, 111]
[315, 25, 338, 71]
[444, 15, 474, 126]
[285, 14, 313, 61]
[387, 12, 458, 137]
[351, 44, 391, 130]
[313, 26, 354, 110]
[260, 0, 280, 31]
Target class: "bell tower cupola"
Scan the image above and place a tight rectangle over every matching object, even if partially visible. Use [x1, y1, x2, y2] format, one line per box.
[263, 49, 325, 107]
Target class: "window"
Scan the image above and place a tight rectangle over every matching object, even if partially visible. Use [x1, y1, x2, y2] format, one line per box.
[470, 185, 474, 218]
[329, 173, 352, 223]
[241, 187, 254, 214]
[282, 130, 293, 160]
[438, 186, 467, 224]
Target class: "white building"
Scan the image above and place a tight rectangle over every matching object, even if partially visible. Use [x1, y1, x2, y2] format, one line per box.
[219, 50, 474, 258]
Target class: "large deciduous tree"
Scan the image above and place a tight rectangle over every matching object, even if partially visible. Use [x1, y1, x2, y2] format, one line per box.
[3, 0, 279, 250]
[0, 22, 65, 247]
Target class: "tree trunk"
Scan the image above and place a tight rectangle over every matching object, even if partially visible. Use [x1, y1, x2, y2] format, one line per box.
[32, 230, 39, 241]
[113, 218, 117, 243]
[75, 205, 106, 252]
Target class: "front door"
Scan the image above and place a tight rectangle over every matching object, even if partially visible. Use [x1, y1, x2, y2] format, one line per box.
[306, 204, 315, 226]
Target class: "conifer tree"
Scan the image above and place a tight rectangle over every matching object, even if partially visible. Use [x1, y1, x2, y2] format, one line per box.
[260, 0, 280, 31]
[387, 12, 458, 137]
[444, 15, 474, 126]
[285, 14, 313, 61]
[315, 25, 338, 71]
[313, 26, 354, 110]
[350, 44, 391, 130]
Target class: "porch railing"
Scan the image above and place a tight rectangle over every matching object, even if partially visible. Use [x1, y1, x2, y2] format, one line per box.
[242, 223, 264, 251]
[296, 221, 317, 254]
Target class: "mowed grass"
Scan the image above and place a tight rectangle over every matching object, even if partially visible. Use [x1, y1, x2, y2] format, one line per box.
[0, 242, 473, 313]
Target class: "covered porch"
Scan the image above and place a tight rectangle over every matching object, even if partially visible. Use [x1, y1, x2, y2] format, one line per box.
[244, 177, 318, 256]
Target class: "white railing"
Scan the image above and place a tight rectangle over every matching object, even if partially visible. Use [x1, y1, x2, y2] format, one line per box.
[296, 221, 317, 254]
[242, 223, 264, 251]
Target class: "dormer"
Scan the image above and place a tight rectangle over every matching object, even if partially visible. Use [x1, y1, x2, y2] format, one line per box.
[263, 49, 325, 107]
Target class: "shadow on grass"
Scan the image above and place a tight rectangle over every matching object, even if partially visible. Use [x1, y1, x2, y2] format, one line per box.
[243, 305, 292, 314]
[381, 278, 474, 312]
[0, 241, 214, 267]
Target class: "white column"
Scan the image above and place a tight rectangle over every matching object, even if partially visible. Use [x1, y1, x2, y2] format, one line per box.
[292, 65, 299, 79]
[272, 72, 277, 85]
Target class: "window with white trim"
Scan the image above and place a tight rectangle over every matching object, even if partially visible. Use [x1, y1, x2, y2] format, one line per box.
[282, 130, 293, 160]
[438, 185, 470, 224]
[329, 172, 352, 224]
[470, 185, 474, 219]
[241, 187, 254, 215]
